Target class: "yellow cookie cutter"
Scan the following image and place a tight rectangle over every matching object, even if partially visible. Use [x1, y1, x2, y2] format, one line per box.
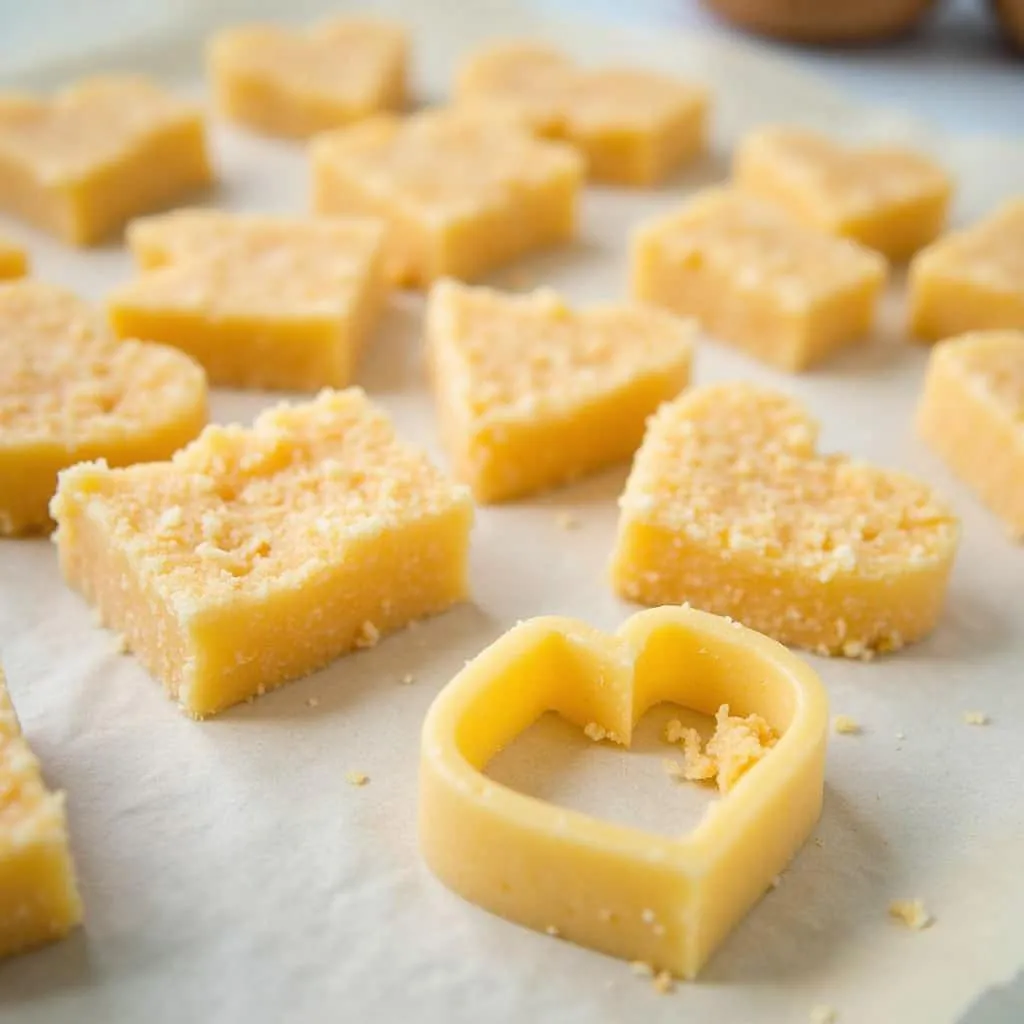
[418, 605, 829, 979]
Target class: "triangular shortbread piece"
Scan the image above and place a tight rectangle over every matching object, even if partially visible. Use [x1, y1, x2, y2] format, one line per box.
[426, 280, 694, 502]
[108, 210, 387, 392]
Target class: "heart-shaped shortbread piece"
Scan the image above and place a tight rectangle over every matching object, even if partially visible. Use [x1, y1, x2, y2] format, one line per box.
[735, 125, 951, 260]
[456, 41, 709, 185]
[0, 76, 211, 245]
[208, 17, 407, 139]
[419, 605, 829, 979]
[611, 383, 959, 656]
[426, 280, 693, 502]
[0, 281, 207, 535]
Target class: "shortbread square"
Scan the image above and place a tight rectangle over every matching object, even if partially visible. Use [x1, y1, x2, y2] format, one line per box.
[311, 109, 583, 287]
[0, 666, 83, 959]
[909, 201, 1024, 342]
[0, 235, 27, 280]
[0, 76, 212, 246]
[631, 188, 886, 371]
[426, 280, 694, 502]
[0, 280, 207, 536]
[734, 126, 951, 260]
[51, 389, 474, 718]
[208, 17, 407, 139]
[108, 210, 387, 391]
[456, 42, 709, 185]
[917, 331, 1024, 538]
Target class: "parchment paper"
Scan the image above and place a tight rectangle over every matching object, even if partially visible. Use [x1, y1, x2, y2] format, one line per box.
[1, 3, 1022, 1021]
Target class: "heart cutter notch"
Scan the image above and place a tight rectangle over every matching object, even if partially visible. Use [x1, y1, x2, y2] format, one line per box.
[418, 605, 829, 978]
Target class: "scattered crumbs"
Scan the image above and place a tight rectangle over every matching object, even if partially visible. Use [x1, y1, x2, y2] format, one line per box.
[256, 683, 267, 697]
[963, 711, 989, 726]
[400, 673, 415, 685]
[814, 837, 825, 848]
[895, 731, 906, 740]
[584, 721, 608, 742]
[810, 1005, 837, 1024]
[354, 620, 380, 649]
[345, 771, 370, 787]
[630, 961, 654, 978]
[769, 874, 782, 890]
[652, 971, 674, 995]
[832, 714, 861, 735]
[112, 633, 129, 654]
[556, 511, 579, 530]
[888, 898, 932, 930]
[306, 696, 320, 709]
[545, 925, 560, 938]
[641, 908, 656, 925]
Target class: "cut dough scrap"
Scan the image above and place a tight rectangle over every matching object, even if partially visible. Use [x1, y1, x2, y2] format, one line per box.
[610, 382, 959, 655]
[0, 665, 83, 959]
[208, 16, 407, 138]
[909, 199, 1024, 341]
[456, 40, 709, 185]
[51, 388, 474, 718]
[632, 187, 886, 371]
[0, 280, 207, 535]
[426, 280, 694, 502]
[0, 75, 212, 245]
[109, 210, 388, 391]
[734, 125, 951, 260]
[311, 108, 583, 287]
[917, 330, 1024, 539]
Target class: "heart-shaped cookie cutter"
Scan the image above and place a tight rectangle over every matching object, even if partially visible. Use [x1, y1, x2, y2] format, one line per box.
[419, 605, 829, 978]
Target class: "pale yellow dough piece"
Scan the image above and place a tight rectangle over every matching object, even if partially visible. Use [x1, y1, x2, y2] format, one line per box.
[418, 606, 829, 979]
[610, 383, 959, 655]
[631, 188, 886, 371]
[734, 125, 951, 260]
[456, 41, 709, 185]
[0, 666, 83, 959]
[0, 234, 27, 279]
[51, 388, 474, 718]
[0, 280, 208, 536]
[311, 108, 583, 287]
[108, 210, 387, 392]
[208, 17, 407, 139]
[909, 200, 1024, 341]
[0, 76, 212, 246]
[426, 279, 694, 502]
[916, 330, 1024, 539]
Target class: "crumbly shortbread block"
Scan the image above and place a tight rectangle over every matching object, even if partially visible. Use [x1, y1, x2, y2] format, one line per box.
[734, 125, 951, 260]
[631, 188, 886, 371]
[0, 666, 83, 959]
[909, 200, 1024, 341]
[208, 17, 407, 139]
[51, 389, 474, 718]
[456, 41, 709, 185]
[0, 280, 207, 535]
[917, 330, 1024, 539]
[311, 108, 583, 287]
[610, 383, 959, 655]
[426, 280, 694, 502]
[109, 210, 387, 391]
[0, 234, 27, 280]
[0, 76, 212, 245]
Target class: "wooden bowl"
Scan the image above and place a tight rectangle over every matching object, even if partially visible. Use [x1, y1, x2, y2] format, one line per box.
[702, 0, 939, 44]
